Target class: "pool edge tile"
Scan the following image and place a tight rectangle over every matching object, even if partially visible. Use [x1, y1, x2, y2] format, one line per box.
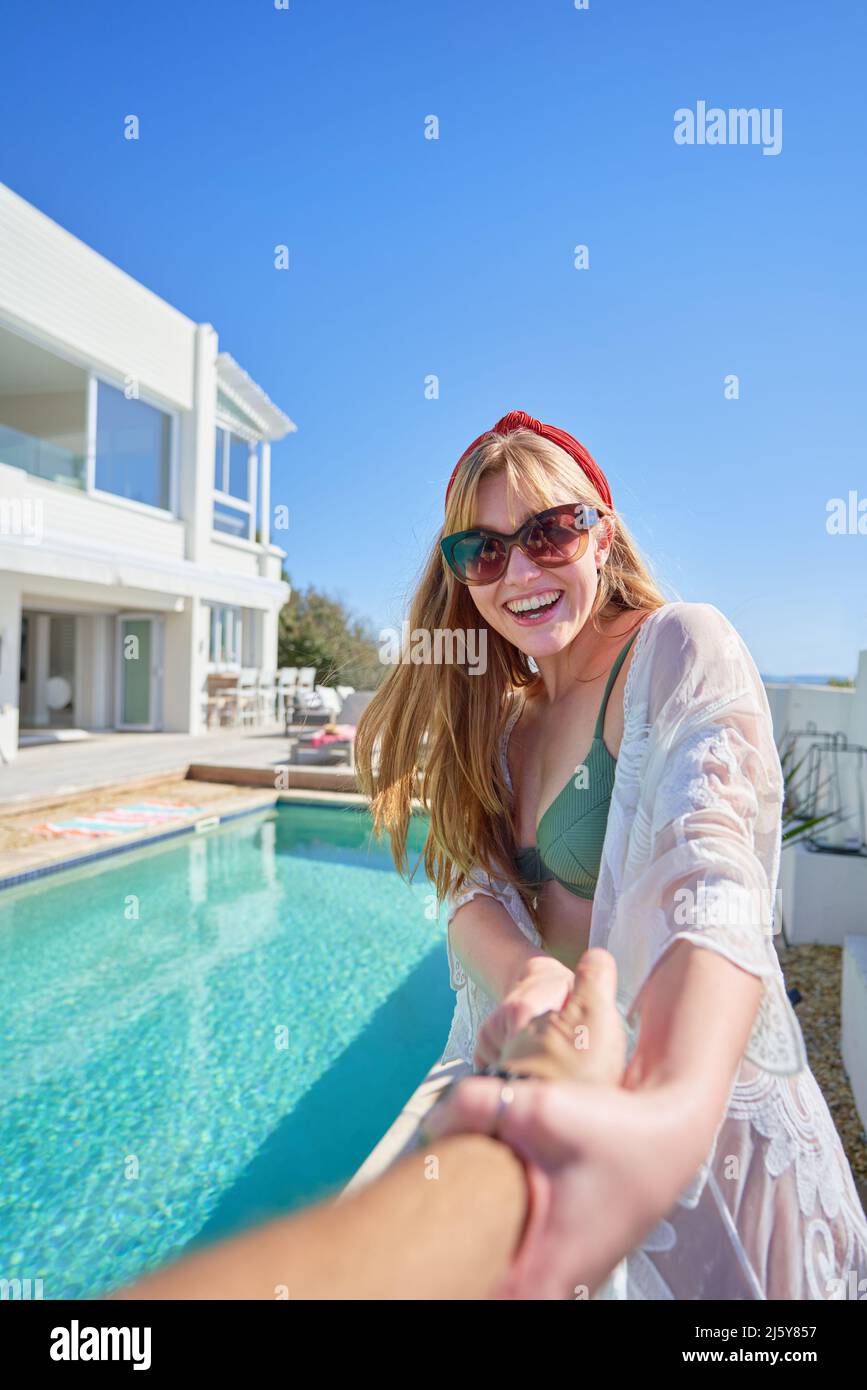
[0, 797, 278, 893]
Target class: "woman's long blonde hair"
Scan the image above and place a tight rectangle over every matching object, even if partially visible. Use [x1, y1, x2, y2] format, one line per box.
[354, 427, 668, 928]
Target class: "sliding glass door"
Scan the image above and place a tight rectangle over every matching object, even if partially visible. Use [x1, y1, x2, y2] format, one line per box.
[116, 616, 163, 730]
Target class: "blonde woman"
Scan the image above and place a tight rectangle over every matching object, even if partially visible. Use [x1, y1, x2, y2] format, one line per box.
[355, 410, 867, 1300]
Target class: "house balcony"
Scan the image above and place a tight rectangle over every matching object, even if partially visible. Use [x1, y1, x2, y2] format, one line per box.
[0, 422, 85, 490]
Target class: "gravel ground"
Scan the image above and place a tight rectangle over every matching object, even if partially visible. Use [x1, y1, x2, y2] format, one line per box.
[775, 937, 867, 1210]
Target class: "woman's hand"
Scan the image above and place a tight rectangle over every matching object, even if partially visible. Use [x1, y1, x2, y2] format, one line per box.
[473, 956, 575, 1070]
[499, 948, 628, 1087]
[424, 951, 672, 1298]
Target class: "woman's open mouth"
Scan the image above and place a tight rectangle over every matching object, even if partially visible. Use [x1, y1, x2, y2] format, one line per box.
[502, 588, 565, 625]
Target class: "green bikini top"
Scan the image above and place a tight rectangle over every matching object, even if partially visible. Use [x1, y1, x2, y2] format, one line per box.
[513, 630, 638, 901]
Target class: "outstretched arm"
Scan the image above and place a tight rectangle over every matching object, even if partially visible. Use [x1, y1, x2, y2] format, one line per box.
[449, 893, 577, 1069]
[111, 1133, 526, 1301]
[110, 952, 625, 1301]
[622, 938, 763, 1137]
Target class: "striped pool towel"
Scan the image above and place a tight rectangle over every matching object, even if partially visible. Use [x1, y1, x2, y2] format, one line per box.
[33, 801, 204, 838]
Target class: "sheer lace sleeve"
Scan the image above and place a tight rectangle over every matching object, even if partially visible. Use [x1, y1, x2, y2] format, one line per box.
[444, 867, 501, 991]
[442, 861, 543, 1066]
[608, 603, 807, 1075]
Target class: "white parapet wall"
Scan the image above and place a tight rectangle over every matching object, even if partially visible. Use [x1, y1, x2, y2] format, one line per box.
[0, 572, 22, 762]
[768, 648, 867, 948]
[781, 842, 867, 946]
[842, 936, 867, 1135]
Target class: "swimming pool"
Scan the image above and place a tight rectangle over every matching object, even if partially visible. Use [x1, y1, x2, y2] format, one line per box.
[0, 803, 451, 1298]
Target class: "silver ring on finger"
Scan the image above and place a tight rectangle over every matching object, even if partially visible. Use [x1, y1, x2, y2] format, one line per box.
[493, 1082, 517, 1138]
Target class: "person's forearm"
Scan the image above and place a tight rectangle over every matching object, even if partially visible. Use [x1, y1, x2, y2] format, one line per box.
[110, 1133, 527, 1300]
[624, 1078, 724, 1214]
[621, 939, 764, 1205]
[450, 895, 556, 1002]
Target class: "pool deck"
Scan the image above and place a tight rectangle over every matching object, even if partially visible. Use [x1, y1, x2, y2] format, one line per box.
[0, 724, 297, 809]
[0, 726, 381, 890]
[0, 780, 279, 889]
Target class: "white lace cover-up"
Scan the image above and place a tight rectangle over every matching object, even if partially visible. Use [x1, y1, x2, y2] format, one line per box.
[440, 602, 867, 1300]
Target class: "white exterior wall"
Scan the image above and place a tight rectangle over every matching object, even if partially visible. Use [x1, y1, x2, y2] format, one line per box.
[0, 573, 22, 761]
[74, 614, 115, 729]
[208, 537, 265, 578]
[0, 185, 195, 409]
[0, 183, 290, 757]
[162, 602, 207, 735]
[765, 682, 856, 743]
[260, 605, 279, 677]
[182, 324, 218, 564]
[0, 459, 187, 560]
[768, 654, 867, 949]
[842, 936, 867, 1140]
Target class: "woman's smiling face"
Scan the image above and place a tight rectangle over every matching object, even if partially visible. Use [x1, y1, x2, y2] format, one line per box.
[465, 471, 612, 656]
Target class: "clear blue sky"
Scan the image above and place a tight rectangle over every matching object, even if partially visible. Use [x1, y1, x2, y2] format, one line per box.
[2, 0, 865, 675]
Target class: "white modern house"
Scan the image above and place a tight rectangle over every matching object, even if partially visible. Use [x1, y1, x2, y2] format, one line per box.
[0, 182, 294, 763]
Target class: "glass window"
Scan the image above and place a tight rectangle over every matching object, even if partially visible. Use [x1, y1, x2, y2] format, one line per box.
[214, 429, 224, 489]
[228, 435, 250, 500]
[213, 423, 256, 538]
[213, 501, 249, 538]
[0, 424, 86, 489]
[207, 604, 242, 666]
[95, 381, 171, 509]
[0, 327, 88, 489]
[229, 609, 241, 665]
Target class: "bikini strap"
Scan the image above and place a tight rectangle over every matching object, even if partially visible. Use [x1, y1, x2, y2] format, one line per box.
[593, 629, 639, 740]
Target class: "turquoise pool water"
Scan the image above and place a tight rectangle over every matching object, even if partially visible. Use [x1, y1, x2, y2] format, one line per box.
[0, 805, 451, 1298]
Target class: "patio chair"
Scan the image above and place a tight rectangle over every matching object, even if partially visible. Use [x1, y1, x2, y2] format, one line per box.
[257, 669, 277, 724]
[287, 667, 317, 725]
[314, 685, 343, 721]
[335, 690, 375, 726]
[276, 668, 298, 728]
[295, 667, 316, 703]
[235, 668, 259, 727]
[201, 683, 216, 731]
[206, 673, 242, 728]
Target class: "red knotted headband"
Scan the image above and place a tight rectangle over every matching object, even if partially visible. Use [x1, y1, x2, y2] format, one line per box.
[444, 409, 612, 511]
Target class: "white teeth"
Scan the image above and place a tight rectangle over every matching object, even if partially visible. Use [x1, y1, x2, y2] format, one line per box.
[505, 589, 562, 615]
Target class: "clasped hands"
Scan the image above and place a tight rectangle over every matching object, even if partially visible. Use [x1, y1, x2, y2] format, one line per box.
[421, 949, 666, 1299]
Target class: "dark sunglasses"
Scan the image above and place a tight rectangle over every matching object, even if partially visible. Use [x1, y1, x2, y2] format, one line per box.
[440, 502, 600, 586]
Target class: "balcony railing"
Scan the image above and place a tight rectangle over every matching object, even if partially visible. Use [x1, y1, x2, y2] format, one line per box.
[0, 423, 86, 489]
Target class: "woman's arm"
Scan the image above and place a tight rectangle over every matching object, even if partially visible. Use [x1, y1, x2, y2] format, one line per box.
[112, 1133, 527, 1301]
[602, 613, 778, 1176]
[449, 894, 576, 1066]
[449, 893, 557, 1002]
[497, 941, 763, 1207]
[621, 938, 763, 1164]
[425, 949, 751, 1299]
[113, 954, 631, 1302]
